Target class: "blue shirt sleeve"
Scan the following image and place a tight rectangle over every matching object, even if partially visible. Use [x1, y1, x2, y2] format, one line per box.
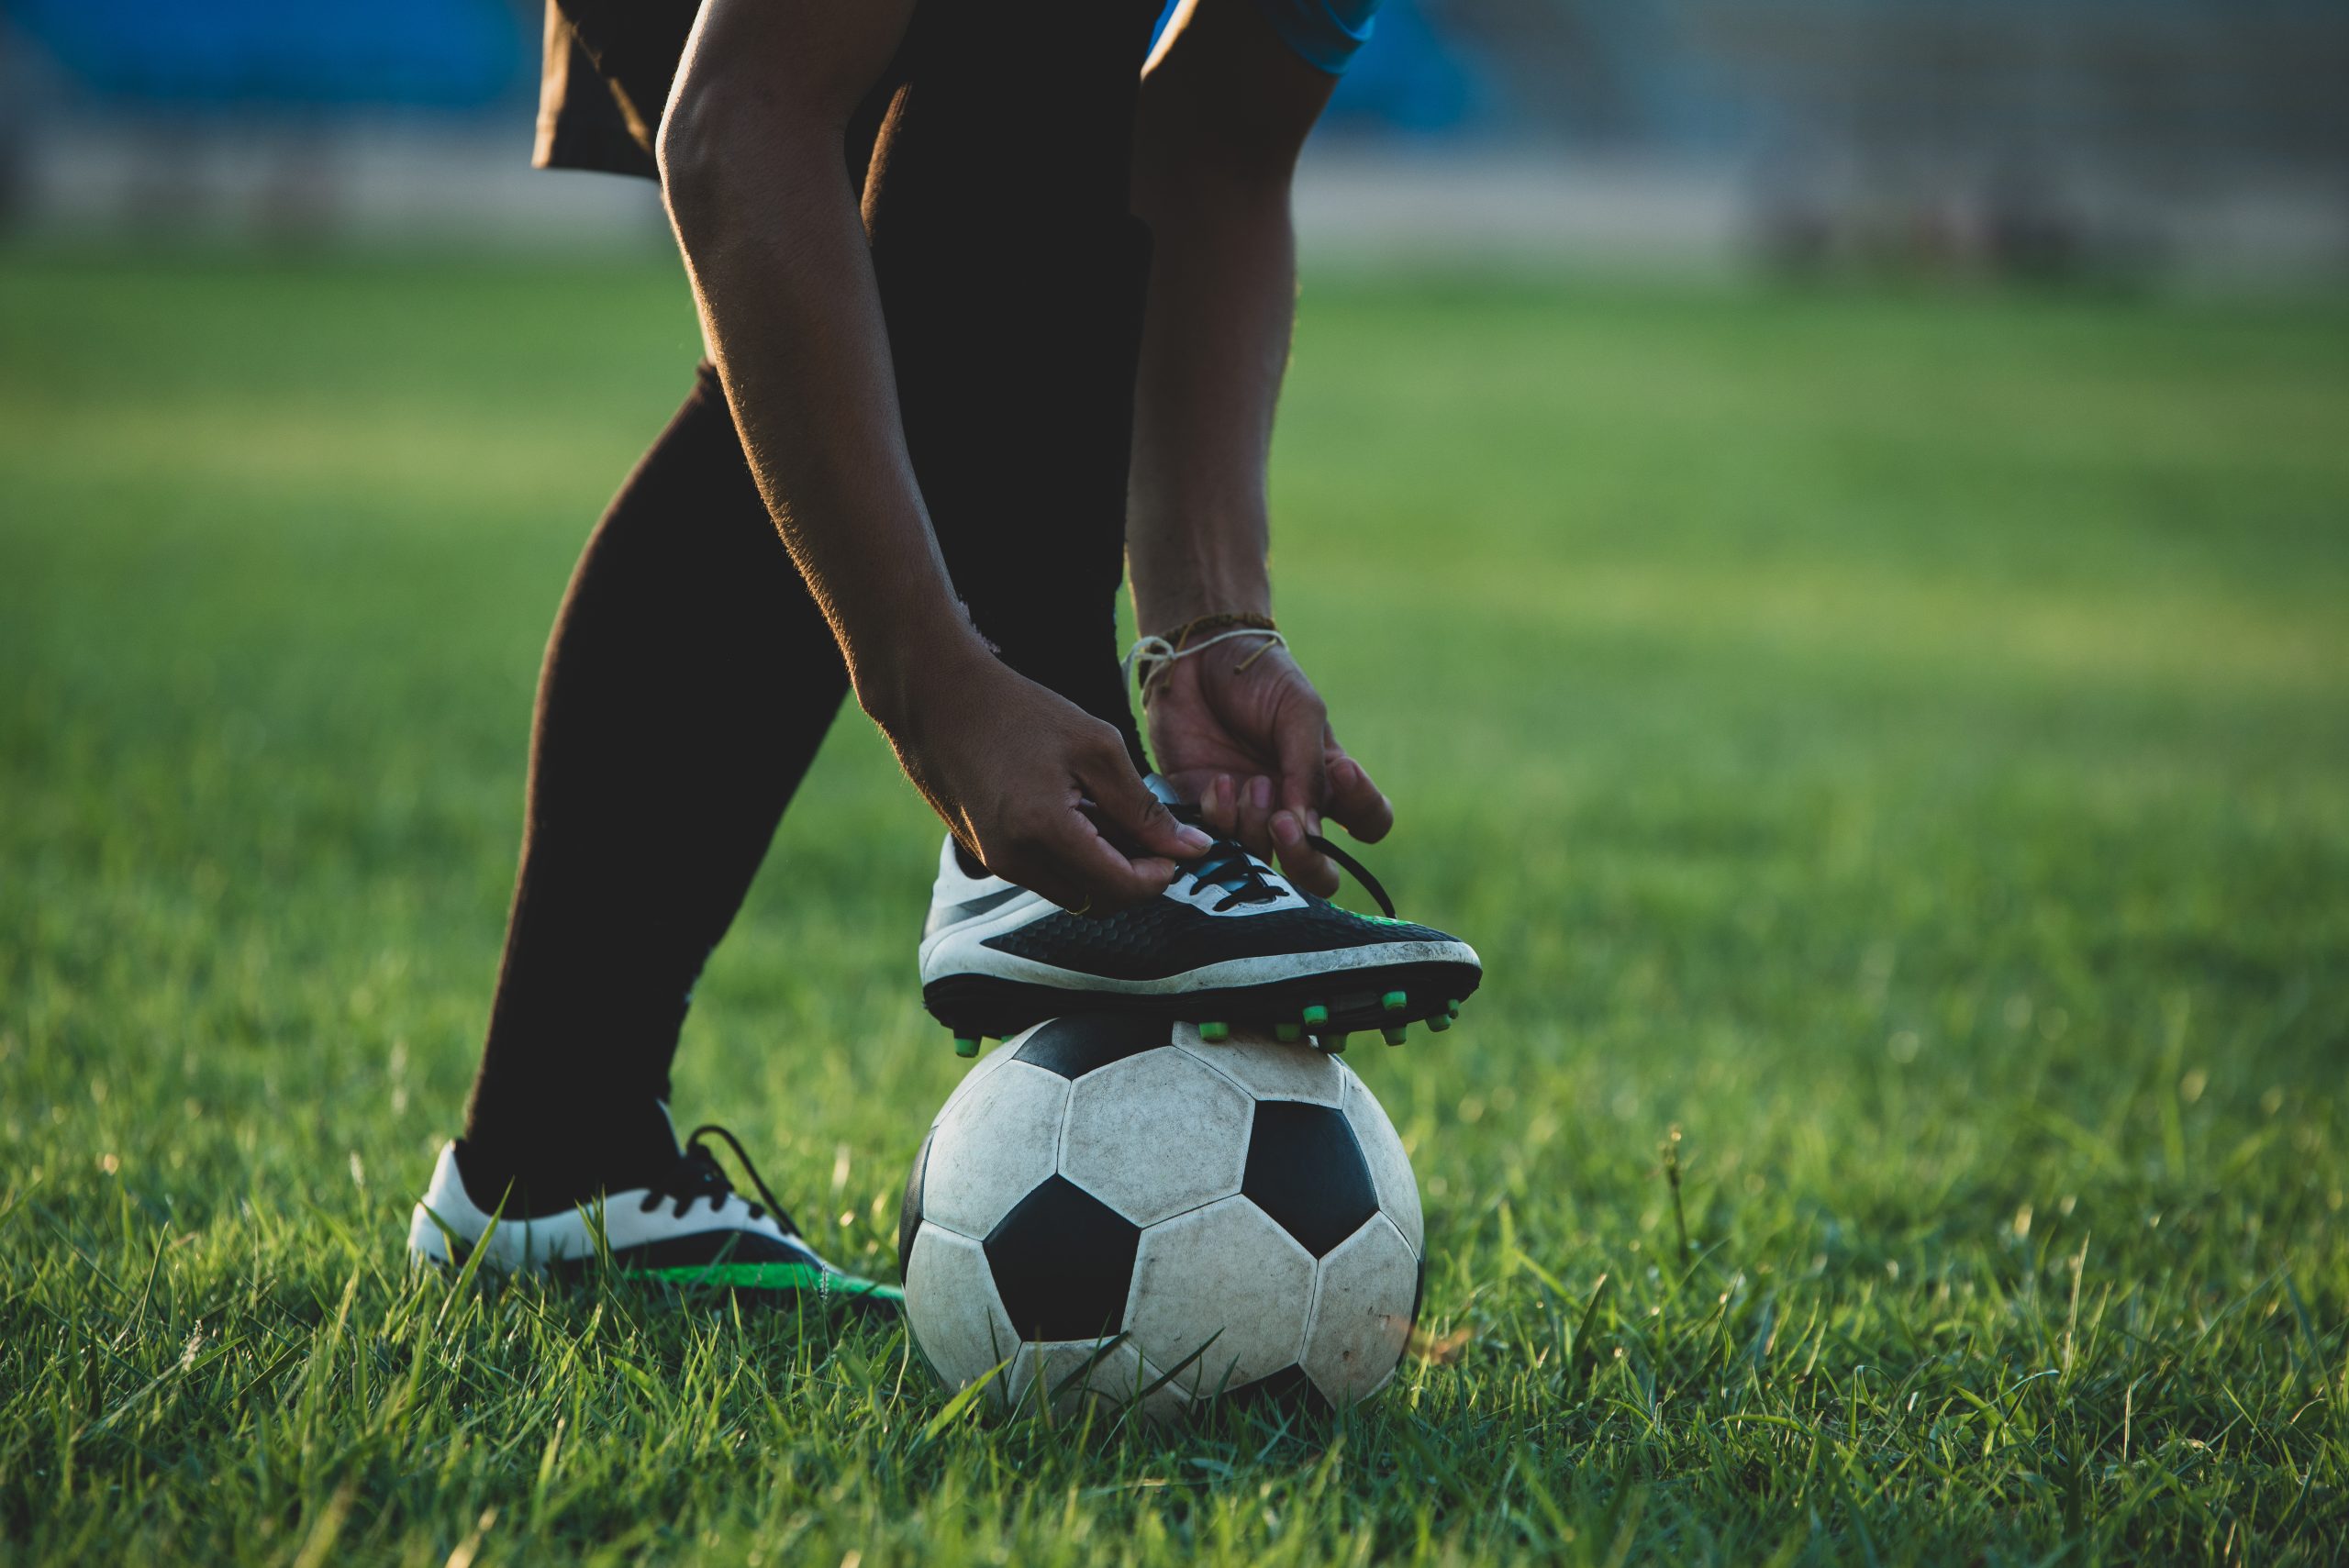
[1251, 0, 1380, 74]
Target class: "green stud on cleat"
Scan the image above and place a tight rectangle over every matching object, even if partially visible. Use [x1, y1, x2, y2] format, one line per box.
[1274, 1022, 1303, 1044]
[1446, 998, 1463, 1019]
[1426, 1012, 1452, 1033]
[1382, 990, 1408, 1014]
[952, 1035, 981, 1059]
[1302, 1004, 1330, 1028]
[1382, 1024, 1408, 1047]
[1324, 1032, 1349, 1053]
[1197, 1021, 1230, 1043]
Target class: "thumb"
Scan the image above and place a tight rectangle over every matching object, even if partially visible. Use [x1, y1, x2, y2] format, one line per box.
[1083, 744, 1213, 862]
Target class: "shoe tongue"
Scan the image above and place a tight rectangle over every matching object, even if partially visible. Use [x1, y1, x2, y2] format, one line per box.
[1143, 773, 1186, 807]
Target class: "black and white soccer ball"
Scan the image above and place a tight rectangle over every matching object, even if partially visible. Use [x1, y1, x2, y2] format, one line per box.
[897, 1015, 1426, 1418]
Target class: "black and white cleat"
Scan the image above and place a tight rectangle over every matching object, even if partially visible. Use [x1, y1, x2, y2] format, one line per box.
[406, 1124, 900, 1312]
[917, 782, 1480, 1056]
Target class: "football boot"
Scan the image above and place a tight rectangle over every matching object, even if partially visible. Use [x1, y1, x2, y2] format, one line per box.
[918, 780, 1479, 1056]
[407, 1119, 901, 1312]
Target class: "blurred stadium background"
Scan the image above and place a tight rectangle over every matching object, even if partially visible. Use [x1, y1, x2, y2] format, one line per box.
[2, 0, 2344, 283]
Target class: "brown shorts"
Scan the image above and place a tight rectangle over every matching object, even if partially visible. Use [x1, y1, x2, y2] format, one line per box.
[532, 0, 696, 179]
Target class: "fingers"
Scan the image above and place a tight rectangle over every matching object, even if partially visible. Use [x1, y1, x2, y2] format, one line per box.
[1322, 751, 1394, 844]
[1080, 731, 1212, 865]
[1010, 733, 1210, 916]
[1271, 818, 1340, 896]
[1271, 697, 1338, 895]
[1198, 773, 1239, 839]
[996, 800, 1181, 915]
[1272, 695, 1331, 831]
[1236, 773, 1276, 862]
[1049, 820, 1179, 913]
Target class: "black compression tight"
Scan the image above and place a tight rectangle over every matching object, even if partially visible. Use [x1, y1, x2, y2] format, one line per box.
[461, 0, 1163, 1207]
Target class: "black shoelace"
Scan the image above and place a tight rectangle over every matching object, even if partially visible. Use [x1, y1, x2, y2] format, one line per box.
[636, 1124, 804, 1237]
[1167, 806, 1398, 918]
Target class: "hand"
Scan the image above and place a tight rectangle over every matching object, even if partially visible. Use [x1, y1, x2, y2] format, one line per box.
[1142, 636, 1393, 895]
[877, 645, 1212, 915]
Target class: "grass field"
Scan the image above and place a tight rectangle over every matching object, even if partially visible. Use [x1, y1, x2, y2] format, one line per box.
[3, 250, 2346, 1565]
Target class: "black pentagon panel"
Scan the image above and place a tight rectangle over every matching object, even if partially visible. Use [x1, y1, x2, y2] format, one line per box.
[1220, 1364, 1328, 1415]
[1241, 1101, 1377, 1258]
[984, 1174, 1142, 1341]
[897, 1129, 933, 1281]
[1012, 1014, 1169, 1079]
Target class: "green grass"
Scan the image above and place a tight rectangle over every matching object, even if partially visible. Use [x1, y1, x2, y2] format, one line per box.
[3, 250, 2346, 1565]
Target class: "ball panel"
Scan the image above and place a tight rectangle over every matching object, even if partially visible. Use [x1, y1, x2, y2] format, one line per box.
[1299, 1212, 1417, 1407]
[896, 1128, 933, 1280]
[904, 1223, 1019, 1392]
[1060, 1048, 1252, 1226]
[932, 1034, 1020, 1129]
[1241, 1101, 1379, 1258]
[1003, 1338, 1189, 1424]
[1338, 1065, 1422, 1254]
[1124, 1195, 1313, 1399]
[984, 1175, 1141, 1341]
[1012, 1013, 1170, 1079]
[1174, 1028, 1345, 1106]
[921, 1057, 1070, 1238]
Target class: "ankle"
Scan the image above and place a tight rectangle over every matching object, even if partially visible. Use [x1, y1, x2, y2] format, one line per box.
[455, 1103, 679, 1216]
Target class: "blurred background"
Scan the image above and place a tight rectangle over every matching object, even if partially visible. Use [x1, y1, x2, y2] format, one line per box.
[3, 0, 2345, 283]
[4, 6, 2346, 1561]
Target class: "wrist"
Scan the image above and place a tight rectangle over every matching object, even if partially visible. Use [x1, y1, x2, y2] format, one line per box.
[848, 611, 996, 735]
[1130, 567, 1272, 640]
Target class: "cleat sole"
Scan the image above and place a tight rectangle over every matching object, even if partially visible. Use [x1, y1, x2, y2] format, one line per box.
[920, 961, 1481, 1052]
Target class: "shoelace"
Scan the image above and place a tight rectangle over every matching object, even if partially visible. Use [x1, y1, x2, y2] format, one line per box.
[1167, 806, 1286, 910]
[1167, 806, 1398, 918]
[637, 1123, 805, 1237]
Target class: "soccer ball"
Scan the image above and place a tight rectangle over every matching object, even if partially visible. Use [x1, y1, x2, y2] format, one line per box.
[897, 1015, 1425, 1418]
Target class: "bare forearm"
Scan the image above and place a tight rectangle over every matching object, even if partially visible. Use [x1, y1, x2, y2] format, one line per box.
[1125, 0, 1334, 636]
[642, 0, 1201, 909]
[658, 3, 986, 726]
[1127, 164, 1289, 632]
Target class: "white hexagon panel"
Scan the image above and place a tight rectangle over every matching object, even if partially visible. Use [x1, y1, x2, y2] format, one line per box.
[918, 1058, 1069, 1239]
[1175, 1026, 1346, 1106]
[930, 1032, 1025, 1129]
[1004, 1339, 1189, 1425]
[1124, 1195, 1315, 1399]
[1061, 1047, 1252, 1226]
[1300, 1213, 1419, 1406]
[902, 1225, 1019, 1393]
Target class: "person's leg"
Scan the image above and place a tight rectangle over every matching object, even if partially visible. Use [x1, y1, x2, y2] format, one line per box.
[863, 0, 1164, 768]
[459, 365, 850, 1208]
[460, 0, 1163, 1208]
